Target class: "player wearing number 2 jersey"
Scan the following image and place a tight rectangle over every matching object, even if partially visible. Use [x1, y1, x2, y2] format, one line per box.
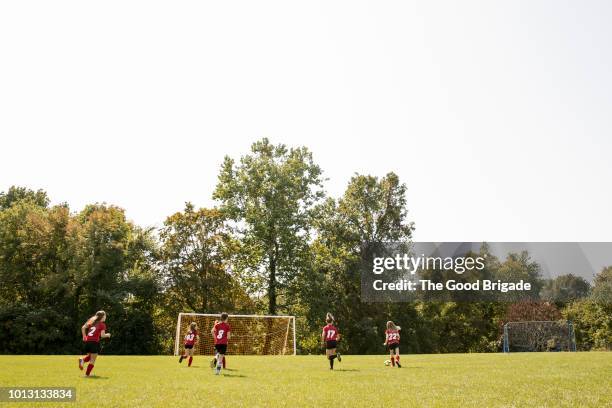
[321, 313, 342, 370]
[211, 313, 231, 375]
[79, 311, 111, 377]
[383, 320, 402, 368]
[179, 322, 199, 367]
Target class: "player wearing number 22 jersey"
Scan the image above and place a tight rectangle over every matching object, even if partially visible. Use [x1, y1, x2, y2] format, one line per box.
[384, 320, 402, 368]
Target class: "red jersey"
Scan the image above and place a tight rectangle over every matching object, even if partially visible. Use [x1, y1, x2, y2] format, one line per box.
[184, 330, 198, 346]
[323, 324, 338, 341]
[213, 322, 230, 345]
[385, 329, 400, 345]
[84, 322, 106, 343]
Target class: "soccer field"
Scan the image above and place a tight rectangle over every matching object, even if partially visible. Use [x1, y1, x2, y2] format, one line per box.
[0, 353, 610, 407]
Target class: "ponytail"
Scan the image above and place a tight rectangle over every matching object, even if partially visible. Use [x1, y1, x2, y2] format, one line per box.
[86, 310, 106, 328]
[325, 313, 335, 324]
[387, 320, 400, 331]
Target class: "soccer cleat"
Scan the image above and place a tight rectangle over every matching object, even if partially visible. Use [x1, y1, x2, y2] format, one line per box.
[79, 358, 84, 371]
[397, 362, 402, 368]
[337, 353, 341, 362]
[179, 356, 184, 363]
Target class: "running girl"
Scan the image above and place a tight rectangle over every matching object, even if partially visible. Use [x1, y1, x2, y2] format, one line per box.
[209, 320, 226, 370]
[79, 310, 111, 377]
[321, 313, 341, 370]
[383, 320, 401, 368]
[211, 313, 231, 375]
[179, 322, 199, 367]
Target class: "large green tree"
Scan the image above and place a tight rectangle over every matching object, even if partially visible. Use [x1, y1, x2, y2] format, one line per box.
[213, 138, 324, 315]
[301, 172, 415, 353]
[159, 203, 252, 314]
[540, 274, 591, 305]
[0, 191, 162, 354]
[591, 266, 612, 305]
[0, 186, 49, 210]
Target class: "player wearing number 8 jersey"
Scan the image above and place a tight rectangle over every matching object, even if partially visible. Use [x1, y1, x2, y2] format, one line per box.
[211, 313, 231, 375]
[383, 320, 401, 368]
[78, 310, 111, 377]
[321, 313, 342, 370]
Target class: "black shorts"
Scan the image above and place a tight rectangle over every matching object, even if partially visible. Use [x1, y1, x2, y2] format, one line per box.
[214, 344, 227, 354]
[184, 344, 194, 349]
[84, 341, 100, 354]
[387, 343, 399, 352]
[325, 340, 337, 350]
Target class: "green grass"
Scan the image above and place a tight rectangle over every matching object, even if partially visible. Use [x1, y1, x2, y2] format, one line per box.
[0, 353, 610, 407]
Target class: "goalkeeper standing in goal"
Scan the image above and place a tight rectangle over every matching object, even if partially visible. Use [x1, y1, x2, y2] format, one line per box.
[211, 313, 231, 375]
[321, 313, 342, 370]
[178, 322, 199, 367]
[383, 320, 401, 368]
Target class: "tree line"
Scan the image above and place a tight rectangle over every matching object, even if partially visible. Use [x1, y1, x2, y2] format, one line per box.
[0, 138, 610, 354]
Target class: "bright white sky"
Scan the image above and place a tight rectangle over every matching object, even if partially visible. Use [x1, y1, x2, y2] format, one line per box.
[1, 1, 611, 241]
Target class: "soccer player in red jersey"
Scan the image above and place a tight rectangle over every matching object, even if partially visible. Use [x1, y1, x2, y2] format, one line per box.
[179, 322, 199, 367]
[383, 320, 401, 368]
[209, 320, 227, 370]
[79, 310, 111, 377]
[321, 313, 342, 370]
[211, 313, 231, 375]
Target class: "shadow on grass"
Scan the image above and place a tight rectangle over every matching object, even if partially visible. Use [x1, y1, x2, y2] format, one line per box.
[222, 373, 247, 378]
[83, 375, 109, 380]
[333, 369, 360, 372]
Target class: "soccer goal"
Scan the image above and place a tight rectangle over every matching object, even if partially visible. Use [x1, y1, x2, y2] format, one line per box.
[174, 313, 296, 356]
[503, 320, 577, 352]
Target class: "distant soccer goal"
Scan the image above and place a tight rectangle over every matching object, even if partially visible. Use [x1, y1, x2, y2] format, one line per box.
[174, 313, 296, 356]
[503, 320, 577, 352]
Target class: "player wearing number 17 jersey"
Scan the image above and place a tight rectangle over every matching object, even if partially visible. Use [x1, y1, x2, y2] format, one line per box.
[321, 312, 341, 370]
[211, 313, 231, 375]
[383, 320, 401, 368]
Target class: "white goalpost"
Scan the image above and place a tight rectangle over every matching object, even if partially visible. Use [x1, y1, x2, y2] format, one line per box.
[174, 313, 297, 356]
